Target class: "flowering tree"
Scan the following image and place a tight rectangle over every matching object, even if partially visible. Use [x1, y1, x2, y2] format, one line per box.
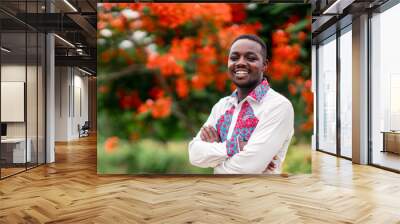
[97, 3, 311, 149]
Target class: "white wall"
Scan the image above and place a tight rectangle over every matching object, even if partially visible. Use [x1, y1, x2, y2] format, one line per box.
[1, 65, 34, 138]
[55, 66, 69, 141]
[311, 45, 316, 150]
[1, 65, 25, 81]
[55, 67, 89, 141]
[1, 63, 45, 164]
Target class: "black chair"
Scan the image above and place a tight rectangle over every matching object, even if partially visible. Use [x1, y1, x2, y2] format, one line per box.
[79, 121, 90, 138]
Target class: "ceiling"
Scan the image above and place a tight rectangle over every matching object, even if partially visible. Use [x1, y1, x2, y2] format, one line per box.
[311, 0, 390, 43]
[0, 0, 97, 75]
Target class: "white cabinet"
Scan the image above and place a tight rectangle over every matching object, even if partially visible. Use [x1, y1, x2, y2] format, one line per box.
[1, 82, 25, 122]
[1, 138, 32, 163]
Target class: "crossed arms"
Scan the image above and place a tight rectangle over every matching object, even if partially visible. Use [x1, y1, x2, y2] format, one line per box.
[188, 101, 294, 174]
[199, 125, 278, 172]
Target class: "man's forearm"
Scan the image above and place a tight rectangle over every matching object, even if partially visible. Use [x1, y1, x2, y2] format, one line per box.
[188, 139, 228, 168]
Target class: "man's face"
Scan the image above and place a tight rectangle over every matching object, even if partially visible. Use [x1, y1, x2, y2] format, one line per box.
[228, 39, 266, 89]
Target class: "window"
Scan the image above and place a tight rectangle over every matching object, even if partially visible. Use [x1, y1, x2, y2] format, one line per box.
[317, 35, 337, 154]
[0, 0, 46, 179]
[371, 2, 400, 171]
[339, 26, 352, 158]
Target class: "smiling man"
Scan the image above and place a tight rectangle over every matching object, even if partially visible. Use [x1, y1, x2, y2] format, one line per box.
[188, 34, 294, 174]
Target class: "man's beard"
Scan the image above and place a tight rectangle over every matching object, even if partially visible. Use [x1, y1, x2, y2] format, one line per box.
[232, 76, 262, 89]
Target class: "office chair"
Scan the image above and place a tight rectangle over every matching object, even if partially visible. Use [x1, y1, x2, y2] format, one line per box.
[79, 121, 90, 138]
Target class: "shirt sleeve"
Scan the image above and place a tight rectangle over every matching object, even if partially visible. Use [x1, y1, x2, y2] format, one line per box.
[214, 101, 294, 174]
[188, 101, 229, 168]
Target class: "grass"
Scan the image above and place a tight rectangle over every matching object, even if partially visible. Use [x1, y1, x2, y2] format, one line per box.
[282, 143, 312, 174]
[98, 139, 311, 174]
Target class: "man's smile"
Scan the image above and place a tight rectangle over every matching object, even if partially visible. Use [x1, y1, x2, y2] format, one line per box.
[234, 69, 250, 79]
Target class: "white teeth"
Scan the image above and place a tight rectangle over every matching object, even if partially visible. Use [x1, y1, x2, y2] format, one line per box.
[235, 71, 248, 74]
[235, 70, 248, 78]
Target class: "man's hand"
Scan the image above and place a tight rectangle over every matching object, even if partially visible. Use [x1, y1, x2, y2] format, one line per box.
[200, 126, 221, 143]
[238, 140, 278, 172]
[238, 139, 247, 151]
[264, 155, 279, 172]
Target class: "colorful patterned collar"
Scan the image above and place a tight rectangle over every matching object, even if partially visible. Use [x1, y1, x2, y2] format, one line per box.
[230, 79, 270, 103]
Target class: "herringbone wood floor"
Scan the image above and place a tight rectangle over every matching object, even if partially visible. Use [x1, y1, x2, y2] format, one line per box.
[0, 135, 399, 223]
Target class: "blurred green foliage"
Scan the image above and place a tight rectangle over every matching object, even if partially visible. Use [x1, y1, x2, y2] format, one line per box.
[98, 139, 310, 174]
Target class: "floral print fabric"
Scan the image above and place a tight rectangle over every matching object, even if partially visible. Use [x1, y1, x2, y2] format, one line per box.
[216, 80, 270, 157]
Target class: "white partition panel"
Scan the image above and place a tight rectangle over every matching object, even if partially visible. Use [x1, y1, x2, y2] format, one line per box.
[1, 82, 25, 122]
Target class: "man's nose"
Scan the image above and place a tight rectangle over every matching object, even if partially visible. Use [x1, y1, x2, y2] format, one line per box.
[236, 57, 246, 66]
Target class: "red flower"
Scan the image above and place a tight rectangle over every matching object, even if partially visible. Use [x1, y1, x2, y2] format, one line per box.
[117, 49, 134, 65]
[297, 31, 307, 42]
[230, 82, 236, 92]
[268, 59, 287, 81]
[288, 15, 300, 24]
[215, 73, 228, 92]
[151, 97, 172, 118]
[119, 91, 142, 110]
[291, 44, 301, 60]
[146, 4, 192, 29]
[98, 12, 113, 21]
[98, 85, 109, 94]
[196, 45, 218, 78]
[98, 21, 106, 30]
[296, 77, 304, 86]
[104, 136, 119, 153]
[218, 23, 262, 49]
[306, 15, 312, 31]
[191, 75, 207, 90]
[176, 78, 189, 98]
[137, 97, 172, 119]
[230, 4, 246, 23]
[272, 30, 289, 46]
[102, 3, 116, 11]
[305, 79, 312, 89]
[146, 53, 184, 77]
[101, 51, 112, 63]
[288, 64, 303, 78]
[149, 87, 164, 99]
[300, 119, 313, 132]
[110, 16, 126, 32]
[141, 17, 156, 32]
[170, 38, 195, 61]
[117, 3, 129, 9]
[288, 83, 297, 96]
[302, 90, 313, 106]
[138, 99, 154, 114]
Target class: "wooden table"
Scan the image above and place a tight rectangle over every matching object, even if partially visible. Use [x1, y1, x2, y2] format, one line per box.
[381, 131, 400, 154]
[1, 138, 31, 164]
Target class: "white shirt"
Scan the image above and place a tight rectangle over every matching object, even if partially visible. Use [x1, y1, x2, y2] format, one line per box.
[188, 84, 294, 174]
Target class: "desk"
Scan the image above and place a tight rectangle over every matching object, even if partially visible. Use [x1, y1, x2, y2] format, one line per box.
[381, 131, 400, 155]
[1, 138, 31, 163]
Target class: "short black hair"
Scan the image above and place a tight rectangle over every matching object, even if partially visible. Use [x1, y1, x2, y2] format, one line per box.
[230, 34, 267, 63]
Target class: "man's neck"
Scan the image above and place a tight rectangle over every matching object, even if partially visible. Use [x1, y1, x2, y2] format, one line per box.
[237, 88, 252, 102]
[237, 81, 262, 102]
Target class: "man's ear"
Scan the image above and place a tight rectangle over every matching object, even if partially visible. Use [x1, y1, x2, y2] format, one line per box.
[263, 59, 268, 72]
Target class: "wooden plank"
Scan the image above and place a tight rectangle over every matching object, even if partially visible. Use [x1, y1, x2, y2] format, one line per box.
[0, 135, 399, 223]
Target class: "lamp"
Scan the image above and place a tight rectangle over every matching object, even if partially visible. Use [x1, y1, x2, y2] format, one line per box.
[54, 34, 75, 48]
[63, 0, 78, 12]
[1, 47, 11, 53]
[78, 67, 93, 76]
[322, 0, 355, 15]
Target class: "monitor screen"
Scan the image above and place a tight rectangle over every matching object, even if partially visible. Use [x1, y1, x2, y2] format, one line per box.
[1, 123, 7, 137]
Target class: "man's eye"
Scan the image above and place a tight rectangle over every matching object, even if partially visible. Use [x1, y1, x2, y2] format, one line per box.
[230, 56, 238, 61]
[247, 57, 257, 61]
